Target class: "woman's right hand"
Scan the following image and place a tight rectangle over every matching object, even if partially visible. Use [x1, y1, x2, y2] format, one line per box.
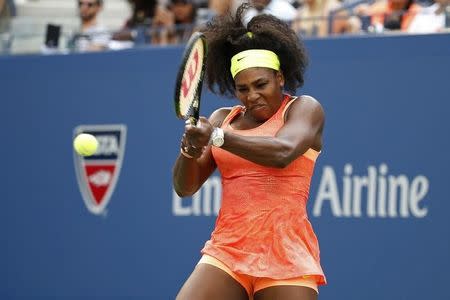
[180, 133, 205, 159]
[184, 117, 214, 148]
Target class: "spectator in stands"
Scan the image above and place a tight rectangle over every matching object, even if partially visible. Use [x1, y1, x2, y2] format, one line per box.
[355, 0, 421, 32]
[152, 0, 198, 45]
[0, 0, 13, 34]
[292, 0, 361, 37]
[241, 0, 298, 25]
[69, 0, 111, 52]
[192, 0, 233, 25]
[408, 0, 449, 32]
[111, 0, 158, 45]
[208, 0, 233, 16]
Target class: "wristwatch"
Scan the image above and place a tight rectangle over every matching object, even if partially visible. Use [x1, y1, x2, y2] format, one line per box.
[210, 127, 224, 147]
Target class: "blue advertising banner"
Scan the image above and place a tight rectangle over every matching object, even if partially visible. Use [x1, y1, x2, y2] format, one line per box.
[1, 33, 449, 299]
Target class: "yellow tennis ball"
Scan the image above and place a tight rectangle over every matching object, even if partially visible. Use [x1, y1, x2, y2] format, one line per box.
[73, 133, 99, 156]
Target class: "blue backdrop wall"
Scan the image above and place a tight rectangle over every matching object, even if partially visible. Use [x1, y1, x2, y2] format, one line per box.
[2, 33, 450, 299]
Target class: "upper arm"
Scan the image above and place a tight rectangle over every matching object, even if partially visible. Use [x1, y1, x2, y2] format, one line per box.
[276, 95, 325, 156]
[209, 107, 232, 128]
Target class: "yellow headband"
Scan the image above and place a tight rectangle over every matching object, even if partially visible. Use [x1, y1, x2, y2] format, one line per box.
[230, 49, 280, 79]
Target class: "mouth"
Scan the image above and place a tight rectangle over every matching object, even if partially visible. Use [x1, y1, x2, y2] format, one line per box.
[249, 104, 266, 111]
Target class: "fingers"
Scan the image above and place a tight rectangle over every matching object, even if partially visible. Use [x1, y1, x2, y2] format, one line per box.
[182, 132, 206, 150]
[181, 116, 215, 156]
[185, 117, 213, 134]
[184, 116, 209, 128]
[181, 133, 206, 159]
[198, 116, 210, 127]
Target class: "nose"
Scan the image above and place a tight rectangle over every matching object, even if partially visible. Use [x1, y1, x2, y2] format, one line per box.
[247, 89, 259, 103]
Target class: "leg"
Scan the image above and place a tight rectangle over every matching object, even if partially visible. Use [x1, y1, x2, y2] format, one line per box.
[176, 263, 249, 300]
[254, 285, 318, 300]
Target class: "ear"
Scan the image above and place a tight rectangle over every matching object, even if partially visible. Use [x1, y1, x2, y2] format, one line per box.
[276, 71, 285, 88]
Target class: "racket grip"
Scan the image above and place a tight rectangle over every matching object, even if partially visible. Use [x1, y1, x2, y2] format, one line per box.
[188, 116, 198, 126]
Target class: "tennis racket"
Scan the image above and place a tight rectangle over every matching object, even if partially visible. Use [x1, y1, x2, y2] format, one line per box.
[174, 32, 207, 126]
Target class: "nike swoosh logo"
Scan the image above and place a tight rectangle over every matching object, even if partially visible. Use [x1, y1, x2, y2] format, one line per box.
[237, 56, 246, 62]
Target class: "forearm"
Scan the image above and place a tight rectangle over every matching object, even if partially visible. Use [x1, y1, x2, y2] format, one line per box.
[172, 154, 202, 197]
[221, 132, 301, 168]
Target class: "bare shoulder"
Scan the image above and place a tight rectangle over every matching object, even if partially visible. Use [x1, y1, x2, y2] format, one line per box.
[298, 95, 323, 109]
[287, 95, 324, 119]
[209, 107, 233, 127]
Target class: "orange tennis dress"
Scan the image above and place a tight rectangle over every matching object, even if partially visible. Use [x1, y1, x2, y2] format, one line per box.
[202, 95, 326, 285]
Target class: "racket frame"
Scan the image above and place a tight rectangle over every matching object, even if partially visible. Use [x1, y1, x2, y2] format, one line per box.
[174, 32, 207, 125]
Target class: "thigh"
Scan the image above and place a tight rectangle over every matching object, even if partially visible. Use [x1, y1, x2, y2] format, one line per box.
[176, 263, 249, 300]
[254, 285, 318, 300]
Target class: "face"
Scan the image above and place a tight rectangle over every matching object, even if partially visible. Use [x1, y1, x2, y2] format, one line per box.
[78, 0, 101, 21]
[234, 67, 285, 122]
[434, 0, 450, 5]
[171, 2, 194, 23]
[389, 0, 408, 10]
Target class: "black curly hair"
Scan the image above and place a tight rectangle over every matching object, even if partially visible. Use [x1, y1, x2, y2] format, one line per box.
[201, 4, 308, 98]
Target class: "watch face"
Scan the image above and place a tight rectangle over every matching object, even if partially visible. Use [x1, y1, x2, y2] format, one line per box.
[213, 137, 224, 147]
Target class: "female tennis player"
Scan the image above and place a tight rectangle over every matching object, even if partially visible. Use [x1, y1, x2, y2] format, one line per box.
[173, 4, 326, 300]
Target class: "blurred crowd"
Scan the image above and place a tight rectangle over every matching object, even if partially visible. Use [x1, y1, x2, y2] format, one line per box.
[1, 0, 449, 53]
[0, 0, 15, 33]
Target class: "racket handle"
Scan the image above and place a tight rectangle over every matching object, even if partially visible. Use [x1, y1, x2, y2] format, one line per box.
[188, 116, 198, 126]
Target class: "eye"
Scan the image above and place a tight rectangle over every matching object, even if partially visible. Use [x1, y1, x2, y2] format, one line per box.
[237, 87, 248, 93]
[256, 82, 268, 88]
